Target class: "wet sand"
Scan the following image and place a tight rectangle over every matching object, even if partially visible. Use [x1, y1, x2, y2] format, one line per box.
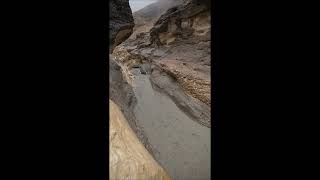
[132, 70, 211, 180]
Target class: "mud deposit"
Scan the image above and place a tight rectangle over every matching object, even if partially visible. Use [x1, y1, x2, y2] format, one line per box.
[131, 69, 210, 180]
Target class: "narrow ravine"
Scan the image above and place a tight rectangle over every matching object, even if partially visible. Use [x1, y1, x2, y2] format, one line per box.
[131, 68, 211, 180]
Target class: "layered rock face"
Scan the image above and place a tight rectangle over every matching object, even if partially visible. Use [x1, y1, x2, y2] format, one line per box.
[150, 0, 211, 46]
[109, 100, 170, 180]
[113, 0, 212, 127]
[109, 0, 170, 179]
[109, 0, 155, 155]
[109, 0, 136, 141]
[131, 0, 183, 40]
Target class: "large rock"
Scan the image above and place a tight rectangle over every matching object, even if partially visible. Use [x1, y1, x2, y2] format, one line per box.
[150, 0, 211, 46]
[109, 100, 170, 180]
[109, 0, 134, 53]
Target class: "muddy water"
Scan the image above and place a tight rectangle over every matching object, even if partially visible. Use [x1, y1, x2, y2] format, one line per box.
[131, 69, 211, 180]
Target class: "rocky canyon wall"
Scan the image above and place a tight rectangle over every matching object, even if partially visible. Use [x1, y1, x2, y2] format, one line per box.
[109, 0, 171, 179]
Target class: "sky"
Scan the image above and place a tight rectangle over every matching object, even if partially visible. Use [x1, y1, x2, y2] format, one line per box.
[129, 0, 157, 12]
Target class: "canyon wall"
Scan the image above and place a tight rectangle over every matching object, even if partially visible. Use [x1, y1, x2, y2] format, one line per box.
[109, 0, 171, 179]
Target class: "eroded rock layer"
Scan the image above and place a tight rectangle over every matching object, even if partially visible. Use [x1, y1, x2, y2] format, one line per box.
[109, 0, 170, 179]
[113, 0, 211, 127]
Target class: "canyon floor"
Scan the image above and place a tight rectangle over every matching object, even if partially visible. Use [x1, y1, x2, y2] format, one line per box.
[132, 69, 210, 179]
[110, 0, 211, 179]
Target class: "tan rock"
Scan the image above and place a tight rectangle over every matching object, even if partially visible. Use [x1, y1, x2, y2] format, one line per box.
[109, 100, 171, 180]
